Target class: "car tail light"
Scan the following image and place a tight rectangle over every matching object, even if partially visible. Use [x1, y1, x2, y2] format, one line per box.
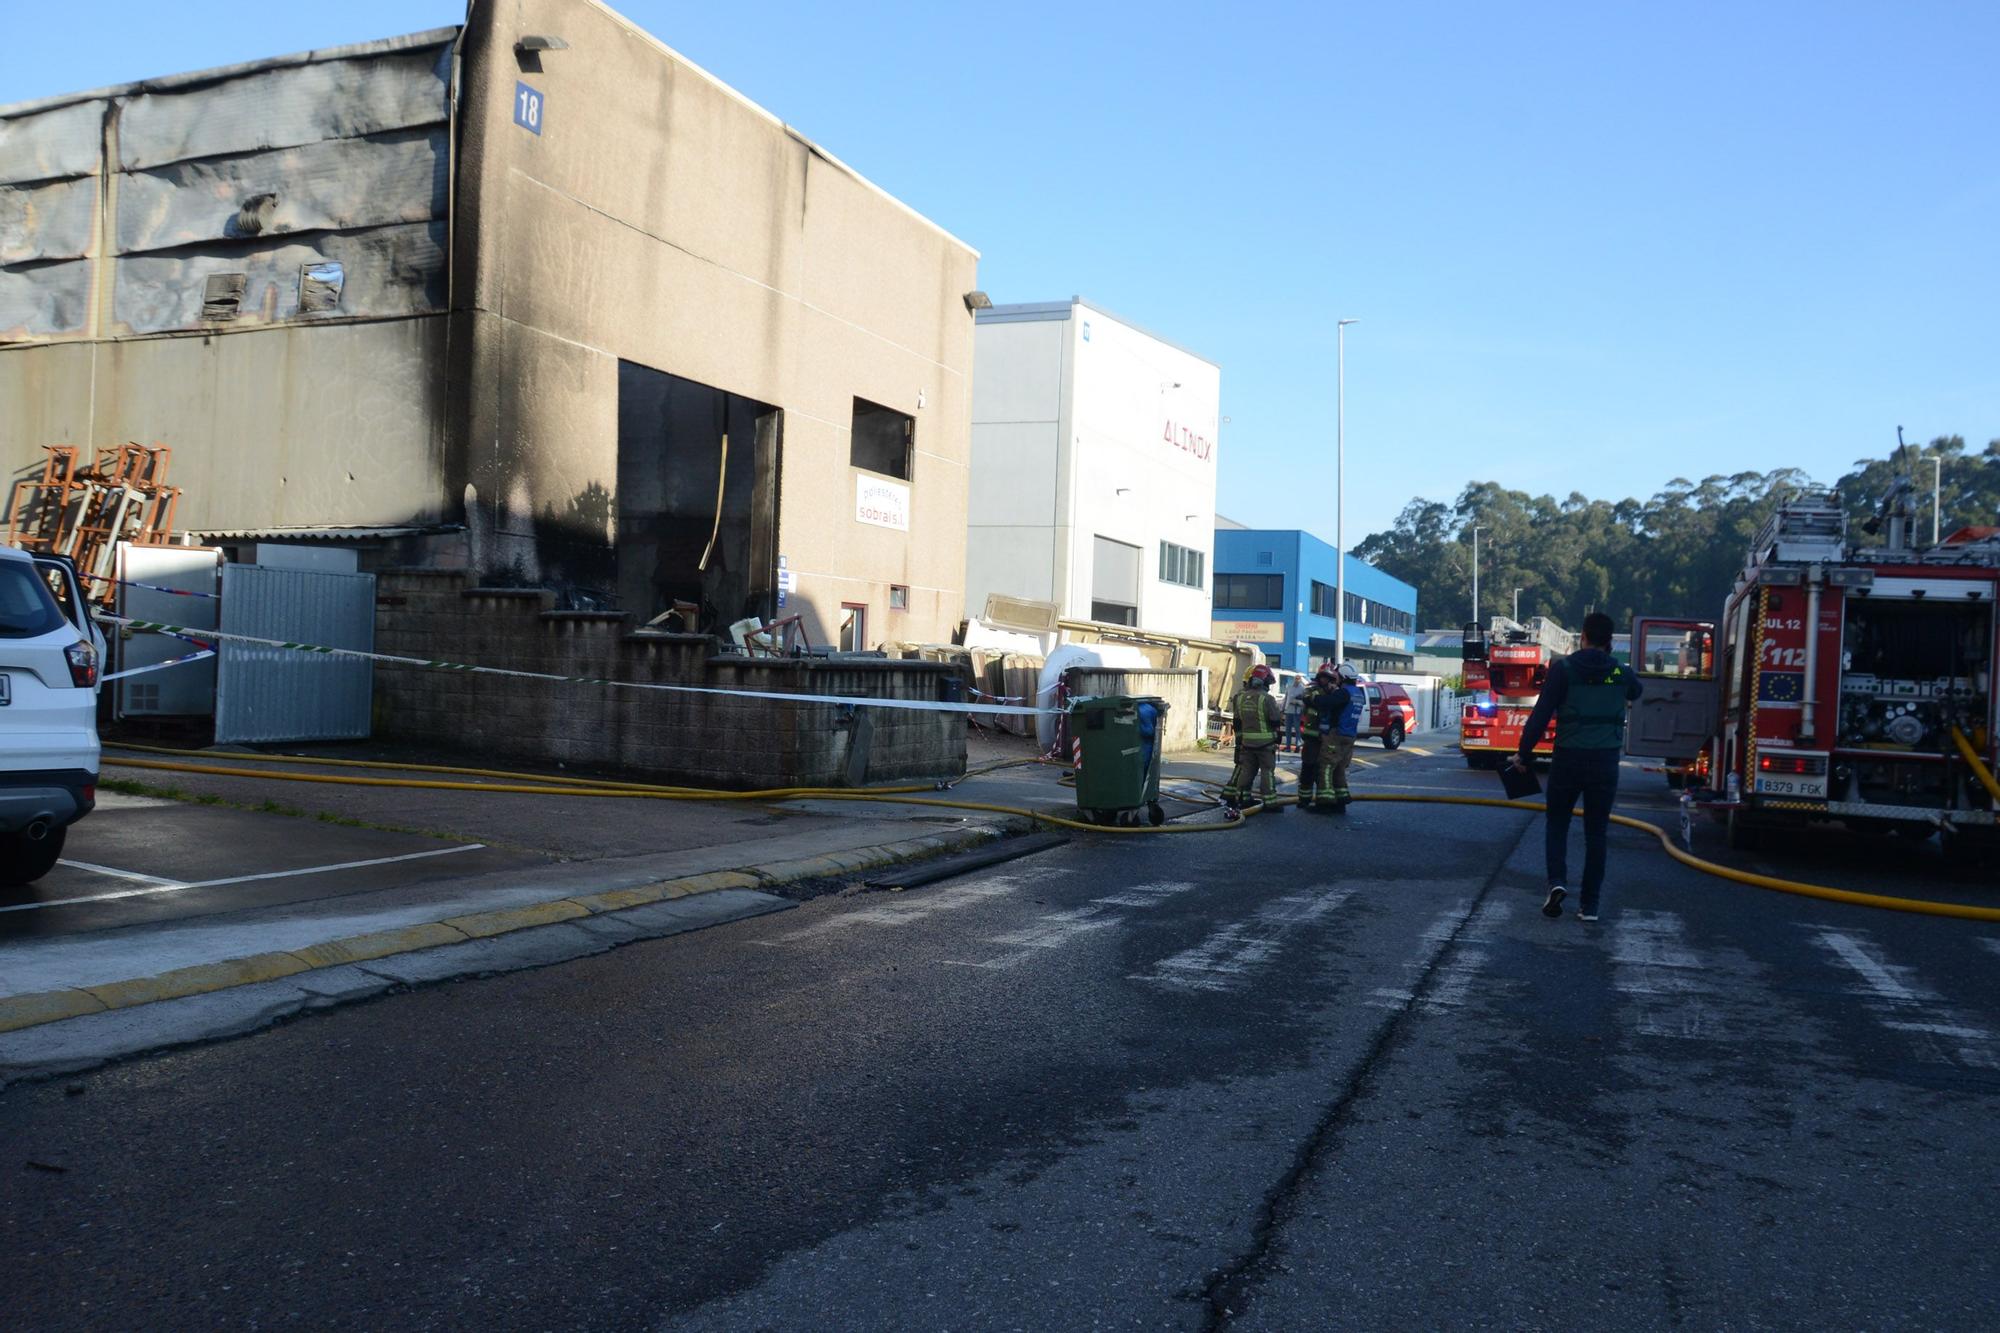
[64, 639, 98, 689]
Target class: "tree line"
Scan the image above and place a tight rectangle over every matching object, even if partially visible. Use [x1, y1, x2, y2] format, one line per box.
[1353, 436, 2000, 632]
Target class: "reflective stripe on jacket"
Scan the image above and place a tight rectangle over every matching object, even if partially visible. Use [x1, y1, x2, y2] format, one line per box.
[1234, 689, 1279, 746]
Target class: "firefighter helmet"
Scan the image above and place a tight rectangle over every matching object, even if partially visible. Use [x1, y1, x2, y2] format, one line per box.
[1246, 664, 1275, 689]
[1315, 662, 1338, 684]
[1335, 662, 1361, 685]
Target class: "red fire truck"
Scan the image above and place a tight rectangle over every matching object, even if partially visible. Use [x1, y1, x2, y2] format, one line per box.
[1627, 481, 2000, 863]
[1458, 615, 1577, 768]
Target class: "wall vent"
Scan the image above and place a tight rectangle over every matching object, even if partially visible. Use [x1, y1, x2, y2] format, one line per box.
[201, 273, 247, 322]
[1256, 550, 1273, 566]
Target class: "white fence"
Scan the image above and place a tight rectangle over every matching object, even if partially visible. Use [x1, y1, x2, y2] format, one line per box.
[1375, 674, 1462, 735]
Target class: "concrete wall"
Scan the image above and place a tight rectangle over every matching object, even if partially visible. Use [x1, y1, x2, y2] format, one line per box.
[373, 569, 966, 786]
[453, 0, 979, 645]
[0, 319, 449, 532]
[1065, 667, 1205, 754]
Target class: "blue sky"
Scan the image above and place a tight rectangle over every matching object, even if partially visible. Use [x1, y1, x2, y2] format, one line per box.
[8, 1, 1995, 542]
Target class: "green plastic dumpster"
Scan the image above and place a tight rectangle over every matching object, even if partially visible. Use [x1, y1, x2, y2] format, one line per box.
[1072, 695, 1169, 827]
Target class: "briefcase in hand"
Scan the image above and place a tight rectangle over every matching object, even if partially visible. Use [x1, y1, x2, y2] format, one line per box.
[1499, 759, 1541, 801]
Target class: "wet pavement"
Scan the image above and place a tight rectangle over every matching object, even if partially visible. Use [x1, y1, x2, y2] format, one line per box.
[1, 748, 1994, 1329]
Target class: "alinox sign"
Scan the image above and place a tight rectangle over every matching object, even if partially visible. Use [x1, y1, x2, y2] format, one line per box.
[1162, 419, 1214, 462]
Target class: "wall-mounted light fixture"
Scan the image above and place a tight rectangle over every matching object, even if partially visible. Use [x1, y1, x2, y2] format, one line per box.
[963, 290, 993, 313]
[517, 35, 569, 52]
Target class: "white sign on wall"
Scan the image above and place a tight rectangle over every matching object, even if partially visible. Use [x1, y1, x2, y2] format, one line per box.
[855, 475, 910, 531]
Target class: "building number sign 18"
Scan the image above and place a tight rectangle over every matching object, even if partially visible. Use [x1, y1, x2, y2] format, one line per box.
[514, 82, 545, 135]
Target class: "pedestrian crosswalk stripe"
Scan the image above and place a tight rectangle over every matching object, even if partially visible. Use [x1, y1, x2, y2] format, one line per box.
[1811, 928, 1998, 1070]
[1368, 896, 1506, 1012]
[1610, 911, 1712, 1040]
[754, 869, 1069, 945]
[1132, 886, 1352, 992]
[942, 881, 1195, 969]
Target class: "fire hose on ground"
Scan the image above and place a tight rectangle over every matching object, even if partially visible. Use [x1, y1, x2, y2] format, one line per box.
[99, 745, 2000, 923]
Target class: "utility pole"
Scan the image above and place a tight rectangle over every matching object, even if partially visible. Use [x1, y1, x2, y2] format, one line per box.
[1471, 524, 1487, 630]
[1335, 318, 1359, 666]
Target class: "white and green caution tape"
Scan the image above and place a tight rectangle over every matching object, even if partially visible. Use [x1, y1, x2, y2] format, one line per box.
[99, 615, 1059, 718]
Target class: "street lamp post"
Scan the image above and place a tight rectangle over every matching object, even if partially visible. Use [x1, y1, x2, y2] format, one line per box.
[1470, 524, 1487, 630]
[1335, 318, 1359, 666]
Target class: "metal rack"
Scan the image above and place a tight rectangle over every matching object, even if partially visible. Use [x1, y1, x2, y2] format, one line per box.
[7, 444, 183, 604]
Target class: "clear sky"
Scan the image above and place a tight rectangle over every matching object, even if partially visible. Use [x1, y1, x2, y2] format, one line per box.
[7, 1, 1995, 543]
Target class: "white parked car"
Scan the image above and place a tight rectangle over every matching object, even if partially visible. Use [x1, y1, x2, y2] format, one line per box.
[0, 547, 101, 885]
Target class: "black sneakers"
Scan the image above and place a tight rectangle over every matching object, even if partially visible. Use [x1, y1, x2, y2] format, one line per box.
[1541, 886, 1567, 919]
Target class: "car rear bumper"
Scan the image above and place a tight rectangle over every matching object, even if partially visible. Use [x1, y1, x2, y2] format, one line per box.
[0, 767, 96, 834]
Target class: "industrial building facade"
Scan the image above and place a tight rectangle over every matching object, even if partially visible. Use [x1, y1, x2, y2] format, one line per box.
[0, 0, 980, 648]
[1211, 528, 1418, 675]
[966, 298, 1220, 638]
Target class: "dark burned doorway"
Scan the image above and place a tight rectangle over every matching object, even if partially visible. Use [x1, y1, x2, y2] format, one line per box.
[616, 362, 781, 633]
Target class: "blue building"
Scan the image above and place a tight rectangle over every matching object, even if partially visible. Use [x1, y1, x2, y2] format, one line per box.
[1210, 527, 1418, 675]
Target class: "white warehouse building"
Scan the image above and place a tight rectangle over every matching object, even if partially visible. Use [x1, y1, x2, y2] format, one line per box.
[968, 298, 1220, 638]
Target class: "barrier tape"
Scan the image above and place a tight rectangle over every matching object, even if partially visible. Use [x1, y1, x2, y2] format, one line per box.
[99, 615, 1061, 718]
[103, 648, 217, 682]
[84, 574, 219, 599]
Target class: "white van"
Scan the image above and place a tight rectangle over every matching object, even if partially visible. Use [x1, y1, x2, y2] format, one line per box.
[0, 547, 102, 884]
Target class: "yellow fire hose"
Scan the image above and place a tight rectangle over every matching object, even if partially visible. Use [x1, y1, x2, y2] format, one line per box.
[101, 746, 2000, 920]
[1950, 725, 2000, 805]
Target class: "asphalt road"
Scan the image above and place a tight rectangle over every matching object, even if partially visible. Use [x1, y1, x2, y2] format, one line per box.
[3, 750, 1995, 1329]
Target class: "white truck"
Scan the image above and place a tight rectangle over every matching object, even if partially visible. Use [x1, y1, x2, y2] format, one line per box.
[0, 546, 102, 885]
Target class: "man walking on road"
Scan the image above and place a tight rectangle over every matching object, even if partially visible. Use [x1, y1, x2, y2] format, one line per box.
[1510, 611, 1642, 922]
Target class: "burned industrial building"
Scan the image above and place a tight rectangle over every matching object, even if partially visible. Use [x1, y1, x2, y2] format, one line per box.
[1, 0, 979, 649]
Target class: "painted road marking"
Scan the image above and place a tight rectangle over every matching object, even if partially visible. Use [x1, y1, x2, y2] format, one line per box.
[942, 880, 1195, 970]
[1370, 898, 1512, 1012]
[756, 870, 1074, 946]
[1, 844, 488, 913]
[1610, 910, 1712, 1040]
[1812, 928, 1997, 1070]
[56, 858, 186, 887]
[1132, 886, 1351, 992]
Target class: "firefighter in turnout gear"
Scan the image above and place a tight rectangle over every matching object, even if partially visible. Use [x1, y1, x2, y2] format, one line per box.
[1298, 663, 1347, 809]
[1309, 662, 1364, 812]
[1223, 664, 1285, 813]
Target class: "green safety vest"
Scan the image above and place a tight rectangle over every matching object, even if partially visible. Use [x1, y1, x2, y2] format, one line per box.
[1556, 657, 1630, 751]
[1234, 689, 1276, 746]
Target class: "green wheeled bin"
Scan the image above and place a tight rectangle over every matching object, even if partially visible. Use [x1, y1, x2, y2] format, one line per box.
[1072, 695, 1169, 827]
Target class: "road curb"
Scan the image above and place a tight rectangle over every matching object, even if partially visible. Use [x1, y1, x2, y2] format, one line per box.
[0, 821, 1017, 1039]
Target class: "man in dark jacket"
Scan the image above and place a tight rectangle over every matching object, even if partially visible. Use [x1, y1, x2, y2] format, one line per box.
[1511, 612, 1642, 922]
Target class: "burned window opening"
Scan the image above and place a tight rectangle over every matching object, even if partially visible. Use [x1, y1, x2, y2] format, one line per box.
[298, 261, 345, 313]
[616, 362, 781, 636]
[201, 272, 246, 321]
[850, 397, 913, 480]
